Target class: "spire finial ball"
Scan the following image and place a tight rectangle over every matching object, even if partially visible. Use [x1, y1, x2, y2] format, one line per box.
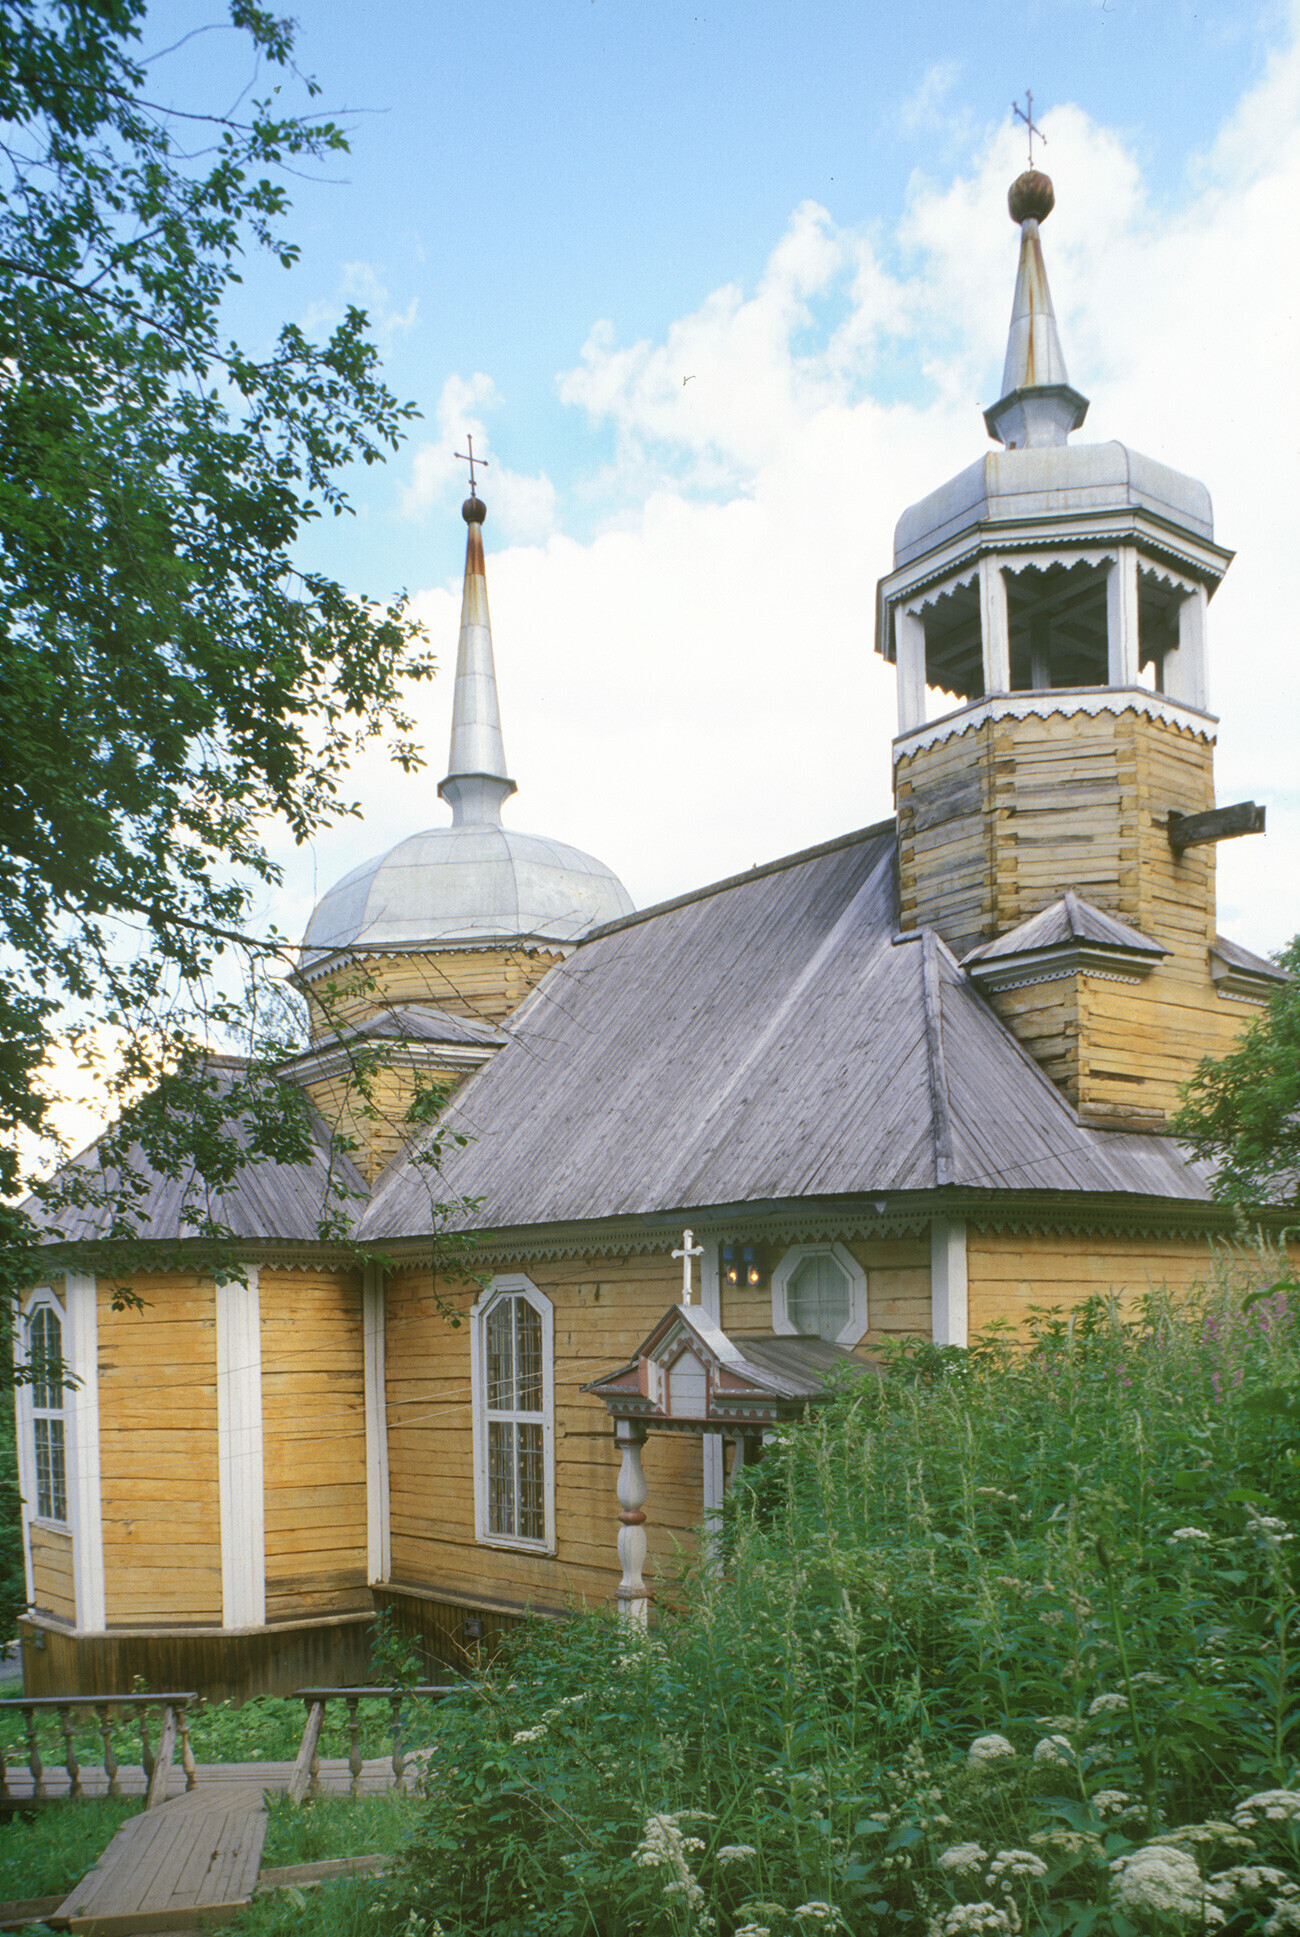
[462, 496, 486, 525]
[1008, 170, 1055, 224]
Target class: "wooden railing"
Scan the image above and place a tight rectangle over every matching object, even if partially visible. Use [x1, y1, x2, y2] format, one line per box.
[0, 1693, 199, 1807]
[290, 1685, 456, 1802]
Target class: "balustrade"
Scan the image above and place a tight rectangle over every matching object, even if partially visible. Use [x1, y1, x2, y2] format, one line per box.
[290, 1685, 455, 1801]
[0, 1693, 198, 1805]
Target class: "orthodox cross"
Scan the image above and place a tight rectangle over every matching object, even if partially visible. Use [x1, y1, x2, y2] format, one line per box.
[672, 1229, 704, 1308]
[1012, 91, 1046, 169]
[455, 433, 489, 495]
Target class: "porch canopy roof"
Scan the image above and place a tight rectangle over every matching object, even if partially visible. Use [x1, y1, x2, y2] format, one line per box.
[583, 1301, 875, 1435]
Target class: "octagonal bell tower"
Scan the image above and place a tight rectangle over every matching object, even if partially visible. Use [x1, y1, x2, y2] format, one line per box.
[874, 169, 1278, 1130]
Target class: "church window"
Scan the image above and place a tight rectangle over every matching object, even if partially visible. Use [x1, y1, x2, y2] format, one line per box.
[472, 1276, 554, 1552]
[771, 1242, 868, 1347]
[27, 1303, 67, 1522]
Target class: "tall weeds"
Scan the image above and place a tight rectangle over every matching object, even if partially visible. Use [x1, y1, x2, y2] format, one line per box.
[386, 1247, 1300, 1937]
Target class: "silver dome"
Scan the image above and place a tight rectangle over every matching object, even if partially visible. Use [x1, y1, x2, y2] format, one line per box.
[301, 822, 634, 957]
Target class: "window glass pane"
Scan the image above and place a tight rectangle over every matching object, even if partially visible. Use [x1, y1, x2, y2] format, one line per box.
[29, 1307, 63, 1410]
[34, 1417, 66, 1521]
[486, 1300, 514, 1412]
[517, 1423, 545, 1540]
[487, 1419, 514, 1535]
[515, 1301, 543, 1414]
[788, 1254, 851, 1340]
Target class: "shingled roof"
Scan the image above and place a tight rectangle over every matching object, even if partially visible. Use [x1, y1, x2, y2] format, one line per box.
[364, 822, 1209, 1241]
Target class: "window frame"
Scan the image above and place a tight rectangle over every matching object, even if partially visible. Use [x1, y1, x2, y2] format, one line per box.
[21, 1291, 69, 1527]
[470, 1273, 556, 1555]
[771, 1241, 869, 1347]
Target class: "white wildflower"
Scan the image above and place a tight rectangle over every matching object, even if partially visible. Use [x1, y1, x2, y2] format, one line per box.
[1169, 1527, 1214, 1544]
[1167, 1822, 1252, 1851]
[1087, 1692, 1129, 1717]
[937, 1844, 989, 1876]
[1030, 1829, 1101, 1857]
[1111, 1845, 1220, 1925]
[1210, 1866, 1290, 1901]
[1092, 1789, 1133, 1819]
[930, 1904, 1015, 1937]
[1234, 1790, 1300, 1828]
[792, 1906, 842, 1927]
[511, 1725, 547, 1744]
[967, 1733, 1016, 1768]
[735, 1928, 771, 1937]
[1129, 1671, 1168, 1687]
[1267, 1907, 1300, 1936]
[987, 1849, 1049, 1887]
[716, 1845, 757, 1864]
[1032, 1734, 1074, 1767]
[634, 1812, 709, 1913]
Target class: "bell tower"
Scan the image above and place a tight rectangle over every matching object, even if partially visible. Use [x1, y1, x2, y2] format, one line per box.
[875, 168, 1278, 1130]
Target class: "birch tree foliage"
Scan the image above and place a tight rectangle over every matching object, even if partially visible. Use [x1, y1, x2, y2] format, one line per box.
[0, 0, 433, 1270]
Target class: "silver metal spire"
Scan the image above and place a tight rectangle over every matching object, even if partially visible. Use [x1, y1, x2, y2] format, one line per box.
[438, 495, 518, 827]
[984, 171, 1089, 451]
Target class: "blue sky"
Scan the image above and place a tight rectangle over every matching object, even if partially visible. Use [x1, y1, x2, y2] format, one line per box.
[149, 0, 1300, 953]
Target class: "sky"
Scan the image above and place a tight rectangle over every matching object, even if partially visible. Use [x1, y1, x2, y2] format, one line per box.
[158, 0, 1300, 959]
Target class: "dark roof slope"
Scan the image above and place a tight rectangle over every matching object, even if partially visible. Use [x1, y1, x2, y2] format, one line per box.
[366, 825, 1208, 1240]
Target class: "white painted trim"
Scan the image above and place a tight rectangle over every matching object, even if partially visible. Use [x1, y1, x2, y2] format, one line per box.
[699, 1241, 725, 1536]
[216, 1269, 265, 1629]
[470, 1274, 556, 1555]
[63, 1274, 105, 1632]
[771, 1241, 869, 1346]
[1107, 548, 1141, 686]
[13, 1286, 62, 1610]
[930, 1218, 969, 1349]
[893, 685, 1216, 759]
[363, 1265, 391, 1584]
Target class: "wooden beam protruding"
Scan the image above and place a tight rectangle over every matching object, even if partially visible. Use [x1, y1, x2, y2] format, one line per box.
[1167, 801, 1266, 851]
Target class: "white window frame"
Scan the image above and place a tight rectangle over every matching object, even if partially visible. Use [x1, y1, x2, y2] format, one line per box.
[771, 1241, 869, 1347]
[18, 1290, 69, 1528]
[470, 1273, 556, 1555]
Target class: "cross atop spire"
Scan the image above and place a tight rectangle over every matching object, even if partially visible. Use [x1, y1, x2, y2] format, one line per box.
[983, 163, 1089, 452]
[1012, 91, 1046, 170]
[455, 433, 489, 499]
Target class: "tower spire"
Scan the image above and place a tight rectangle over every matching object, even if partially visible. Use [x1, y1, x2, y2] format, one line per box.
[438, 489, 518, 827]
[983, 168, 1089, 451]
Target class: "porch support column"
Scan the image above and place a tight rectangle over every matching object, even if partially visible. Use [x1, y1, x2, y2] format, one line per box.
[64, 1273, 105, 1633]
[614, 1419, 649, 1627]
[1107, 547, 1141, 686]
[895, 607, 928, 733]
[979, 558, 1011, 695]
[216, 1268, 265, 1629]
[930, 1217, 969, 1349]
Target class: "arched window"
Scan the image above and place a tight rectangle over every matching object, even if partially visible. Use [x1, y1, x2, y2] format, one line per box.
[471, 1276, 554, 1552]
[771, 1242, 869, 1347]
[27, 1303, 67, 1522]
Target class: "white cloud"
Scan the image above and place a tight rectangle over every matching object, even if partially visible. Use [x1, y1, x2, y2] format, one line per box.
[289, 38, 1300, 958]
[402, 371, 557, 544]
[302, 259, 419, 348]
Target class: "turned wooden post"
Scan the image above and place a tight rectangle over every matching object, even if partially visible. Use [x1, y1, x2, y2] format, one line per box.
[177, 1703, 197, 1792]
[23, 1705, 45, 1800]
[58, 1704, 82, 1799]
[389, 1692, 405, 1788]
[346, 1694, 363, 1797]
[614, 1420, 650, 1627]
[96, 1705, 121, 1799]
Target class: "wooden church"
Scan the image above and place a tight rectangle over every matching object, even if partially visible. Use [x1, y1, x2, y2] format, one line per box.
[16, 166, 1295, 1698]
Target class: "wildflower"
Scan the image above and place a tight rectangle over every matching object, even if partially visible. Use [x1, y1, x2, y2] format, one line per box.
[1168, 1527, 1214, 1544]
[1267, 1906, 1300, 1936]
[1087, 1692, 1129, 1717]
[987, 1850, 1049, 1887]
[1111, 1845, 1221, 1925]
[511, 1725, 547, 1744]
[1030, 1829, 1101, 1858]
[967, 1733, 1016, 1768]
[1234, 1791, 1300, 1828]
[937, 1844, 988, 1876]
[1129, 1671, 1168, 1687]
[717, 1845, 758, 1864]
[1032, 1734, 1073, 1767]
[793, 1906, 841, 1926]
[929, 1903, 1015, 1936]
[634, 1812, 710, 1915]
[735, 1927, 771, 1937]
[1210, 1866, 1290, 1901]
[1166, 1822, 1253, 1852]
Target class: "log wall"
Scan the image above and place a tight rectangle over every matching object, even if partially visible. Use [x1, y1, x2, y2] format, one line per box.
[301, 1059, 475, 1184]
[304, 944, 565, 1033]
[97, 1273, 222, 1626]
[260, 1268, 370, 1624]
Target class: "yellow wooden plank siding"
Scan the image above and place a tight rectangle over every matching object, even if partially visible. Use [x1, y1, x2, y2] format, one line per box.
[895, 708, 1216, 961]
[98, 1275, 222, 1626]
[387, 1258, 719, 1611]
[301, 1062, 473, 1183]
[967, 1229, 1300, 1340]
[719, 1237, 931, 1350]
[305, 945, 565, 1033]
[260, 1270, 369, 1624]
[30, 1523, 75, 1622]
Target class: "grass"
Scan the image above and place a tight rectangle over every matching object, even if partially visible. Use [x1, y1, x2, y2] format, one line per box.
[260, 1790, 421, 1867]
[0, 1797, 143, 1902]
